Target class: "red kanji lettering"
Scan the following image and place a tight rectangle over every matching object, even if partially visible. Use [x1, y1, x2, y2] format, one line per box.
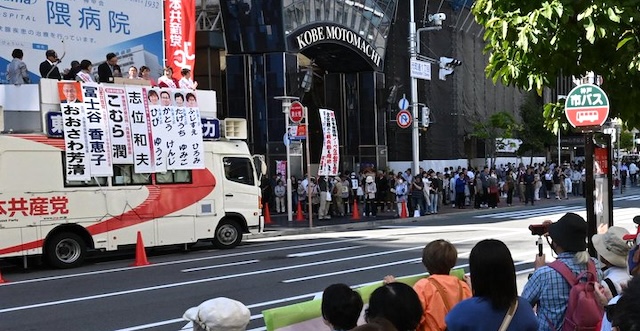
[50, 196, 69, 215]
[30, 197, 50, 216]
[8, 197, 29, 217]
[0, 200, 6, 215]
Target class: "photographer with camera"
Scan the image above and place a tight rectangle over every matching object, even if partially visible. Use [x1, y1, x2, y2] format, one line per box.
[522, 213, 604, 331]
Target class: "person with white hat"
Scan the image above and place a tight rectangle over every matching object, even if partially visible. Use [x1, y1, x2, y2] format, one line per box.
[183, 297, 251, 331]
[593, 226, 632, 297]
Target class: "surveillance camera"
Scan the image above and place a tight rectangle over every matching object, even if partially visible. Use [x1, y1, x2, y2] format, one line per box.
[429, 13, 446, 26]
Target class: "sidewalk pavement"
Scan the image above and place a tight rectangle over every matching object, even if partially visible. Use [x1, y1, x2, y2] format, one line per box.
[253, 185, 640, 239]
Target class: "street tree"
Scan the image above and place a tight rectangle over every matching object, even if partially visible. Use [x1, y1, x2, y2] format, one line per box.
[472, 0, 640, 128]
[471, 111, 522, 167]
[518, 93, 556, 164]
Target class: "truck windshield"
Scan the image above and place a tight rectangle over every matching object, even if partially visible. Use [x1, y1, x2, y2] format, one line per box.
[223, 157, 255, 186]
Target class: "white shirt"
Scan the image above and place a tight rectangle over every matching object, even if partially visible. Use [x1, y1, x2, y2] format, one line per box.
[630, 163, 638, 175]
[179, 77, 196, 90]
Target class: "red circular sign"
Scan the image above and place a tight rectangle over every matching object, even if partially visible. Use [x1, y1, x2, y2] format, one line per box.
[289, 101, 304, 123]
[396, 110, 412, 129]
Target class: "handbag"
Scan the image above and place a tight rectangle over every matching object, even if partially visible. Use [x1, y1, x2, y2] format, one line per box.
[325, 192, 332, 201]
[497, 300, 518, 331]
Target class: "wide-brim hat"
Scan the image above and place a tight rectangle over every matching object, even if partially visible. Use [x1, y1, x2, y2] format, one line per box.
[548, 213, 587, 252]
[593, 226, 631, 268]
[366, 176, 374, 183]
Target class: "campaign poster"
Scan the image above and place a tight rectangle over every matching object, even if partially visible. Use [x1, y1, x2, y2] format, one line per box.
[0, 1, 164, 84]
[57, 82, 90, 181]
[103, 86, 134, 164]
[126, 86, 155, 173]
[81, 82, 113, 176]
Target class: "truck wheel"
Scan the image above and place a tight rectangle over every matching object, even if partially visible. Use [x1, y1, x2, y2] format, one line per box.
[45, 232, 86, 268]
[212, 220, 242, 249]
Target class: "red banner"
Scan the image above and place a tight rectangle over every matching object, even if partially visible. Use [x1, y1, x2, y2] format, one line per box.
[164, 0, 196, 75]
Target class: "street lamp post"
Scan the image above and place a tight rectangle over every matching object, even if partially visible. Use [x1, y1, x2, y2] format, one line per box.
[409, 2, 442, 174]
[275, 96, 299, 222]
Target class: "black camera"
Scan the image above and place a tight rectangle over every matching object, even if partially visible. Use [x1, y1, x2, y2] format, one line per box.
[529, 224, 549, 236]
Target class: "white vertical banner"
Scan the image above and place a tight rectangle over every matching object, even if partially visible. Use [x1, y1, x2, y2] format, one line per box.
[81, 82, 112, 177]
[103, 87, 134, 164]
[60, 102, 90, 181]
[149, 89, 168, 173]
[126, 86, 155, 173]
[318, 108, 339, 176]
[185, 105, 205, 169]
[170, 90, 188, 169]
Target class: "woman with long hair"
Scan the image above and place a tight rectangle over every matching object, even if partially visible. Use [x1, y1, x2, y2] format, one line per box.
[445, 239, 537, 330]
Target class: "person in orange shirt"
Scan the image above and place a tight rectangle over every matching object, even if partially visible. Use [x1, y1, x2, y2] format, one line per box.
[387, 239, 471, 331]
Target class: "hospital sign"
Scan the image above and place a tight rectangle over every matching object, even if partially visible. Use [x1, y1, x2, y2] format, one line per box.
[564, 84, 609, 128]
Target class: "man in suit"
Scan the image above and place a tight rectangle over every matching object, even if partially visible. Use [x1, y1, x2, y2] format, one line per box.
[61, 82, 80, 103]
[39, 49, 62, 80]
[97, 52, 122, 83]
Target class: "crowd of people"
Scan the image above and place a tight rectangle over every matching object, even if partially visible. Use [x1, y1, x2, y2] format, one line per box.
[183, 212, 640, 331]
[260, 161, 620, 219]
[5, 48, 198, 90]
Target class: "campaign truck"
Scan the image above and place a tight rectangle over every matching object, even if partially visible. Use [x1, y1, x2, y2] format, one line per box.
[0, 79, 264, 268]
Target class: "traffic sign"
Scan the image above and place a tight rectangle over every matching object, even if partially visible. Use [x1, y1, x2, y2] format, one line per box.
[564, 84, 609, 127]
[398, 97, 409, 110]
[396, 110, 412, 129]
[289, 101, 304, 123]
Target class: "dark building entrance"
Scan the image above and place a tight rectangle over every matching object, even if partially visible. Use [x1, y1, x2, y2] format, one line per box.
[217, 0, 398, 175]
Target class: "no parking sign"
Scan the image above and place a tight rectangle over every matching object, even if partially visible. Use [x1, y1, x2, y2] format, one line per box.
[396, 110, 412, 129]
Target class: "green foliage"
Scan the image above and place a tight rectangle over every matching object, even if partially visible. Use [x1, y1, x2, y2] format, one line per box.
[472, 0, 640, 128]
[620, 131, 634, 151]
[518, 93, 555, 156]
[471, 111, 523, 161]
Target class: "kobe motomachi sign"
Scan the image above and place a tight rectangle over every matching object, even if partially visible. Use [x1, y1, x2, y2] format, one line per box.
[294, 25, 382, 68]
[564, 84, 610, 128]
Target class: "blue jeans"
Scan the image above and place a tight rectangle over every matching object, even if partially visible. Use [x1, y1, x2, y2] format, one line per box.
[429, 193, 439, 213]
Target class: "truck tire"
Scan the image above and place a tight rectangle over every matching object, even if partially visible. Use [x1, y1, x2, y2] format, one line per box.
[45, 232, 86, 268]
[212, 219, 242, 249]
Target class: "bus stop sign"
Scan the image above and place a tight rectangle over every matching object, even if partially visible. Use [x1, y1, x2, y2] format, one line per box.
[564, 84, 609, 128]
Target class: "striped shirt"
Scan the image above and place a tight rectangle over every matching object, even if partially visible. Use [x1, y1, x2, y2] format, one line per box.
[521, 252, 603, 331]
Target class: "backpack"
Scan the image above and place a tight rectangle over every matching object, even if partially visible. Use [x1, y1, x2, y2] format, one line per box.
[549, 260, 603, 331]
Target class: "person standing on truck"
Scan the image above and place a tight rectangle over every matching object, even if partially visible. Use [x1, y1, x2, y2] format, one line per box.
[273, 180, 286, 214]
[6, 48, 29, 85]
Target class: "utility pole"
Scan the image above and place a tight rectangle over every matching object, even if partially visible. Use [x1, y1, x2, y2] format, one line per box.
[409, 2, 444, 174]
[409, 0, 419, 175]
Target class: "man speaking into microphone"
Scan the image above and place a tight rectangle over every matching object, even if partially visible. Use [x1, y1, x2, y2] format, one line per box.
[39, 49, 62, 80]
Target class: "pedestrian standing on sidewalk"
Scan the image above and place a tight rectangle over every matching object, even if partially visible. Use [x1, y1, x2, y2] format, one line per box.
[364, 175, 377, 217]
[411, 176, 425, 216]
[394, 177, 408, 217]
[273, 180, 286, 213]
[524, 167, 535, 206]
[332, 176, 345, 217]
[505, 170, 515, 207]
[318, 176, 331, 220]
[455, 172, 467, 209]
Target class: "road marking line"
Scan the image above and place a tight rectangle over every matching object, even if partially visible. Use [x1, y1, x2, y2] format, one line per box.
[286, 246, 363, 258]
[180, 259, 259, 273]
[474, 205, 578, 219]
[283, 258, 421, 282]
[0, 236, 392, 286]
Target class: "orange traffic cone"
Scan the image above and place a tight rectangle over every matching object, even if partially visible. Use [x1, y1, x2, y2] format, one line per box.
[296, 201, 305, 222]
[351, 200, 361, 220]
[400, 201, 408, 219]
[0, 268, 7, 284]
[132, 231, 150, 267]
[264, 203, 272, 224]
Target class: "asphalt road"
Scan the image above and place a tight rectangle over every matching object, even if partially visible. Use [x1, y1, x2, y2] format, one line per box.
[1, 193, 639, 331]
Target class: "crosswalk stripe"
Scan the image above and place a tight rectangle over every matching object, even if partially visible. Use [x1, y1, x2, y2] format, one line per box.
[613, 195, 640, 201]
[474, 205, 579, 219]
[474, 206, 581, 219]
